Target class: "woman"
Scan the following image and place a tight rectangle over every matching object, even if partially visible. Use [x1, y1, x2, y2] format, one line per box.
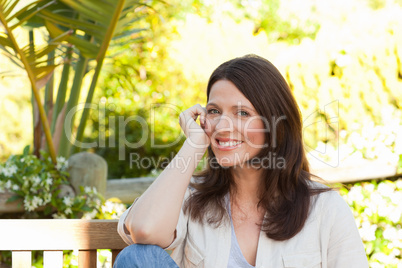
[115, 55, 368, 267]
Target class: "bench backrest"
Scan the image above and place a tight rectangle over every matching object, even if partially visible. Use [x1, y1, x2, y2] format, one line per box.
[0, 219, 127, 268]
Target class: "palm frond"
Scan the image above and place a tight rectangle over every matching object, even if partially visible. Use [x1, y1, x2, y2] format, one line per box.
[0, 0, 62, 164]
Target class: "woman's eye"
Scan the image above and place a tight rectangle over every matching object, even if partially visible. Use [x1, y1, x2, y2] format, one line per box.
[238, 110, 249, 116]
[207, 109, 219, 114]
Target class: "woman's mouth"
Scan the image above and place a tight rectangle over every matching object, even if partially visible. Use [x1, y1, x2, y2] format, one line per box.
[215, 139, 243, 150]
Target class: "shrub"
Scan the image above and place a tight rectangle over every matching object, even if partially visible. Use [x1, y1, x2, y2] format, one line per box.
[340, 179, 402, 267]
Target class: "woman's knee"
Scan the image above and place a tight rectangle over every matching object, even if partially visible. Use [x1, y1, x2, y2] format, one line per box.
[113, 244, 178, 268]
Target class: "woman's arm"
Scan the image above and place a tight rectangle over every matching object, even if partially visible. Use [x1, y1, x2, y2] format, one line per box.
[124, 104, 209, 248]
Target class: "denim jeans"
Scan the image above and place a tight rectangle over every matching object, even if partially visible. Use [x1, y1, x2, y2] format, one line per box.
[113, 244, 180, 268]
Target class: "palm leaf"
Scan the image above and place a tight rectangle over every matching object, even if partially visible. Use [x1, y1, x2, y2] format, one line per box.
[39, 0, 144, 60]
[39, 9, 106, 39]
[0, 0, 61, 164]
[9, 0, 54, 30]
[60, 0, 108, 23]
[0, 34, 13, 48]
[45, 20, 98, 58]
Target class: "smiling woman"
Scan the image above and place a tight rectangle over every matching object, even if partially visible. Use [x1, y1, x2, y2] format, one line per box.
[205, 80, 266, 166]
[114, 55, 369, 268]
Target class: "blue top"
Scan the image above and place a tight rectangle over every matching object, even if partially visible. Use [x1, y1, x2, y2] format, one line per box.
[227, 197, 256, 268]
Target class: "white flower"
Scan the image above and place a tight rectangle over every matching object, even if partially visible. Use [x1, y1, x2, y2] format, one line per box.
[52, 213, 67, 219]
[378, 182, 395, 198]
[32, 176, 41, 187]
[12, 184, 19, 191]
[65, 208, 72, 215]
[378, 204, 393, 218]
[82, 209, 98, 220]
[101, 201, 127, 219]
[347, 186, 364, 203]
[84, 186, 92, 193]
[63, 196, 73, 207]
[56, 156, 68, 171]
[369, 263, 382, 268]
[45, 177, 53, 186]
[359, 221, 377, 241]
[32, 196, 43, 207]
[383, 227, 398, 241]
[3, 165, 18, 177]
[363, 207, 373, 216]
[389, 207, 402, 223]
[391, 192, 402, 206]
[57, 156, 66, 162]
[9, 165, 18, 175]
[102, 201, 115, 214]
[24, 198, 38, 212]
[364, 183, 375, 192]
[371, 252, 394, 265]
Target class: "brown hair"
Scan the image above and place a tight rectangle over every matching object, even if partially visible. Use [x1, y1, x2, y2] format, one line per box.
[184, 54, 330, 241]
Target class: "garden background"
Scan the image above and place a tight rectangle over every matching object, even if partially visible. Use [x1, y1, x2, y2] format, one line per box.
[1, 0, 402, 267]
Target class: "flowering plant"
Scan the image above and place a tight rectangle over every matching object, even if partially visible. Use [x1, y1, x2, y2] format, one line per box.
[340, 178, 402, 267]
[0, 146, 104, 219]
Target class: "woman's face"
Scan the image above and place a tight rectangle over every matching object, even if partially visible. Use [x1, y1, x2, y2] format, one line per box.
[205, 79, 266, 167]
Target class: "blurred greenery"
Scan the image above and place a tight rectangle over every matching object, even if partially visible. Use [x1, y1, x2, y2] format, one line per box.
[2, 0, 401, 176]
[340, 178, 402, 267]
[81, 0, 402, 178]
[0, 0, 150, 164]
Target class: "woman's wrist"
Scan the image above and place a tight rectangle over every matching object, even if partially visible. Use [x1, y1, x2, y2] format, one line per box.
[184, 135, 209, 152]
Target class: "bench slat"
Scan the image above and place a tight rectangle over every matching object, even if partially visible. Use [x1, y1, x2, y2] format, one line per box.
[112, 249, 122, 265]
[0, 219, 127, 250]
[44, 251, 63, 268]
[12, 251, 31, 268]
[79, 250, 97, 268]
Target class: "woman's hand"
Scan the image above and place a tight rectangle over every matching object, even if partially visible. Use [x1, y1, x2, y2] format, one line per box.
[179, 104, 210, 148]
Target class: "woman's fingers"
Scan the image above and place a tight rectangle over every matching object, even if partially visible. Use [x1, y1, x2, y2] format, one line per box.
[189, 104, 206, 122]
[179, 104, 206, 131]
[179, 104, 210, 147]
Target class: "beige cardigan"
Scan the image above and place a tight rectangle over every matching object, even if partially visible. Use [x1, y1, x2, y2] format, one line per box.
[118, 183, 369, 268]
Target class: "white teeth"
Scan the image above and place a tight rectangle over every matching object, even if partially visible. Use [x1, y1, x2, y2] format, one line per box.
[218, 140, 242, 147]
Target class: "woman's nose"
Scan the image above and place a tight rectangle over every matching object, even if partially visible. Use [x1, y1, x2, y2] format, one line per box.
[214, 114, 234, 132]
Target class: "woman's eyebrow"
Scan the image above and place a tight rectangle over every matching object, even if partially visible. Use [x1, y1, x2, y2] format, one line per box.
[206, 102, 256, 112]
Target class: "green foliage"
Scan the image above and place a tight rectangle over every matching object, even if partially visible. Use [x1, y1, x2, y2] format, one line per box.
[227, 0, 320, 43]
[85, 0, 206, 178]
[341, 179, 402, 267]
[0, 0, 150, 163]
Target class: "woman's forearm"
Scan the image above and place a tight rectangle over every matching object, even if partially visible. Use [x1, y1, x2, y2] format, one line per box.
[125, 137, 207, 247]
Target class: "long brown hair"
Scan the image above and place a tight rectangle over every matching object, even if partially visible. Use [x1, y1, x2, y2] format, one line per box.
[184, 54, 330, 241]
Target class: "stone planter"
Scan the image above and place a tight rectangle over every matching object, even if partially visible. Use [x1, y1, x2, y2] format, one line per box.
[68, 152, 108, 195]
[0, 190, 24, 213]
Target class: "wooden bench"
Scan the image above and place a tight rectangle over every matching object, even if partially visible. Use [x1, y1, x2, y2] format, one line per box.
[0, 219, 127, 268]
